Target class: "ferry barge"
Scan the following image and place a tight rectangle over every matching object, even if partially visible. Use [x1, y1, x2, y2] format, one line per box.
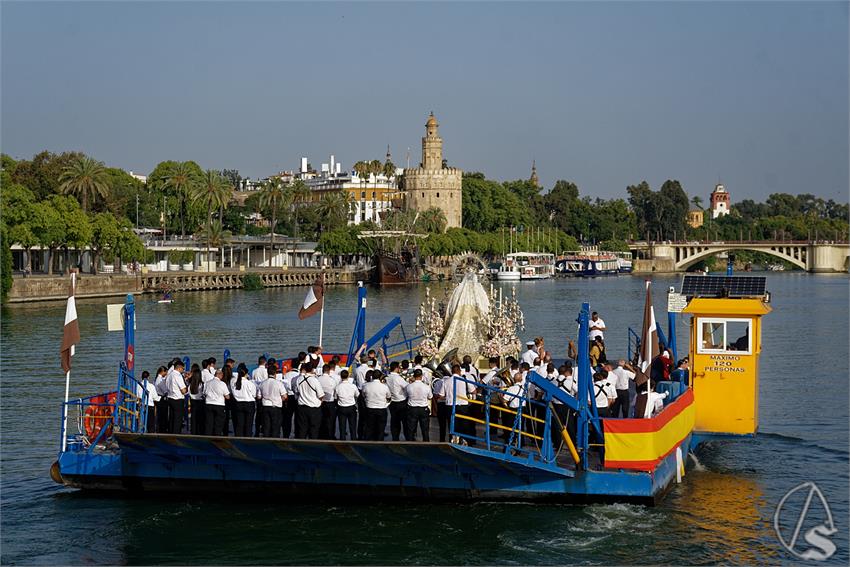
[51, 276, 771, 504]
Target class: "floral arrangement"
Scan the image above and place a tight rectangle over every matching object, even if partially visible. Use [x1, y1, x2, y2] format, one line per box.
[479, 285, 525, 359]
[416, 287, 445, 358]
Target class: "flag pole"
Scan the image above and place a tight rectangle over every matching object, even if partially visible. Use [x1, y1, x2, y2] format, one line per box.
[61, 271, 76, 452]
[318, 272, 325, 347]
[319, 302, 325, 348]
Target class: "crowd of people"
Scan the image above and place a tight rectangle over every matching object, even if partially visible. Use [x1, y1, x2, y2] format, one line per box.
[135, 310, 689, 443]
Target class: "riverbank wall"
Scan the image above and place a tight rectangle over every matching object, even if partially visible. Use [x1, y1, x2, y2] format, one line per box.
[6, 268, 363, 303]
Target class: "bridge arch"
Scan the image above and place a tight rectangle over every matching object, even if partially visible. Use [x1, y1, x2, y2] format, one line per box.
[676, 245, 807, 271]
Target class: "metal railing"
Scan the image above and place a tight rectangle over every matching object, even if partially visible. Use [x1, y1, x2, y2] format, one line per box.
[59, 363, 148, 453]
[114, 364, 148, 434]
[448, 375, 561, 468]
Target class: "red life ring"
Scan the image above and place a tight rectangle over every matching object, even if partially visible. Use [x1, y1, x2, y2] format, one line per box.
[83, 393, 115, 441]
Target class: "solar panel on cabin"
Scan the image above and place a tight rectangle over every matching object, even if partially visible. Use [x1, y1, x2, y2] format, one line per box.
[681, 275, 766, 298]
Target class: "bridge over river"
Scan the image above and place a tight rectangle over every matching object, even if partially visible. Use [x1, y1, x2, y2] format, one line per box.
[629, 240, 849, 273]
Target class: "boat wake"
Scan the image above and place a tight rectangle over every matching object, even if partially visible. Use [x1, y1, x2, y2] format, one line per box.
[688, 451, 706, 472]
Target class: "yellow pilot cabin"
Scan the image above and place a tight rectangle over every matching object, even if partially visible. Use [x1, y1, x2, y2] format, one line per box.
[683, 285, 771, 436]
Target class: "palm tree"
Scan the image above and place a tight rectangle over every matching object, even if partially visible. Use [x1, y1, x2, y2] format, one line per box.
[191, 170, 230, 271]
[59, 156, 109, 213]
[382, 159, 396, 179]
[353, 161, 369, 181]
[259, 178, 290, 266]
[195, 220, 231, 268]
[369, 159, 383, 180]
[164, 162, 198, 237]
[417, 207, 447, 233]
[315, 191, 352, 233]
[290, 179, 310, 238]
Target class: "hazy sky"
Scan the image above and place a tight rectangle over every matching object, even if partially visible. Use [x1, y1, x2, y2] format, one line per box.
[2, 1, 848, 202]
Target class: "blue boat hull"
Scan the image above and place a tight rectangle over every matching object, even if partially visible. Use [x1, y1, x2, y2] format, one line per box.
[54, 433, 696, 505]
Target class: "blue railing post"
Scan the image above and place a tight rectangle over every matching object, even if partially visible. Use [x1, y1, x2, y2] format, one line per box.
[484, 387, 492, 450]
[346, 282, 368, 365]
[541, 394, 554, 463]
[123, 294, 135, 379]
[668, 311, 678, 363]
[449, 375, 457, 439]
[575, 302, 591, 470]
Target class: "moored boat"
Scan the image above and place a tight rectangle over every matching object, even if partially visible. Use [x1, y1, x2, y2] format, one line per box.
[556, 252, 620, 277]
[497, 252, 554, 280]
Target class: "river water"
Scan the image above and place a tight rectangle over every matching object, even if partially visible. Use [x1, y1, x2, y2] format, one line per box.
[1, 274, 847, 565]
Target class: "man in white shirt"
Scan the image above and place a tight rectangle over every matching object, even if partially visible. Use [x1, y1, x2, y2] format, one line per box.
[362, 370, 391, 440]
[634, 374, 668, 418]
[282, 360, 300, 439]
[431, 375, 448, 442]
[296, 364, 324, 439]
[592, 371, 617, 418]
[437, 364, 477, 445]
[354, 356, 371, 390]
[201, 358, 217, 384]
[405, 370, 433, 441]
[610, 360, 636, 418]
[412, 355, 433, 385]
[260, 370, 286, 437]
[334, 370, 359, 440]
[137, 370, 160, 434]
[154, 366, 170, 433]
[481, 357, 500, 386]
[251, 356, 269, 437]
[500, 370, 528, 445]
[589, 312, 606, 341]
[355, 357, 374, 440]
[308, 345, 324, 373]
[318, 364, 340, 439]
[203, 369, 231, 435]
[165, 361, 187, 434]
[521, 341, 538, 368]
[385, 361, 409, 440]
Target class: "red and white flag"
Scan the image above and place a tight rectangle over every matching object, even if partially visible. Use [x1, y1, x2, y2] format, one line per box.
[60, 272, 80, 373]
[638, 279, 659, 373]
[298, 273, 324, 320]
[637, 279, 659, 417]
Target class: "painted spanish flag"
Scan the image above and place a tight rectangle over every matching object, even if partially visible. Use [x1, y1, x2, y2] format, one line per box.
[603, 389, 695, 471]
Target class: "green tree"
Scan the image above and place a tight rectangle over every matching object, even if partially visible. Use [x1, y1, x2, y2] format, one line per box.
[315, 191, 351, 233]
[195, 221, 231, 268]
[10, 150, 85, 200]
[52, 195, 93, 271]
[161, 161, 202, 237]
[102, 168, 145, 221]
[191, 170, 231, 270]
[290, 179, 311, 237]
[416, 207, 447, 234]
[58, 156, 109, 213]
[113, 217, 144, 270]
[258, 178, 291, 257]
[0, 224, 12, 302]
[89, 212, 122, 274]
[382, 158, 396, 181]
[1, 183, 40, 272]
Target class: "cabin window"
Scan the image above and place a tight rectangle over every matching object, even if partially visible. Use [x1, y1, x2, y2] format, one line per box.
[697, 318, 752, 355]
